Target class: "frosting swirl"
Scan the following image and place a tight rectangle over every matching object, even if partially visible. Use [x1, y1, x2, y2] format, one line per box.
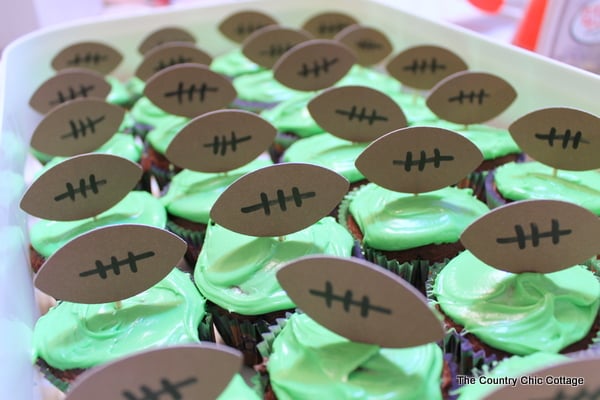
[267, 313, 443, 400]
[348, 185, 489, 251]
[193, 217, 354, 315]
[432, 250, 600, 355]
[33, 269, 206, 370]
[211, 48, 265, 77]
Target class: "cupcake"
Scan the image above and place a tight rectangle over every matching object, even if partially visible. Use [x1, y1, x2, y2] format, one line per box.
[340, 127, 489, 293]
[194, 163, 357, 366]
[33, 268, 211, 391]
[211, 48, 265, 79]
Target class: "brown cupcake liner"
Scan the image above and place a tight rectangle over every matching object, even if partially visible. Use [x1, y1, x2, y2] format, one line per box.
[165, 218, 207, 268]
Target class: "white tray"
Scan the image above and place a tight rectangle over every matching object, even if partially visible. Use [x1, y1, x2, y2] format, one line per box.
[1, 1, 599, 398]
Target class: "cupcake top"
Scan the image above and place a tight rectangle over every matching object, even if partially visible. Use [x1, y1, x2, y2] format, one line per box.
[282, 133, 368, 183]
[29, 190, 166, 258]
[218, 374, 260, 400]
[266, 312, 444, 400]
[211, 48, 265, 78]
[33, 268, 207, 370]
[129, 97, 188, 129]
[492, 161, 600, 215]
[160, 157, 273, 224]
[424, 120, 521, 161]
[432, 250, 600, 355]
[144, 114, 190, 155]
[456, 352, 570, 400]
[346, 185, 489, 251]
[105, 75, 135, 108]
[193, 217, 354, 315]
[260, 91, 326, 138]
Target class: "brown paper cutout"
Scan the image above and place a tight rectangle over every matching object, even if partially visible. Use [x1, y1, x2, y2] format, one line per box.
[426, 71, 517, 124]
[272, 39, 356, 91]
[334, 25, 393, 66]
[301, 11, 358, 39]
[35, 224, 186, 303]
[307, 85, 407, 142]
[20, 153, 142, 221]
[138, 26, 196, 55]
[277, 255, 444, 348]
[135, 42, 213, 82]
[218, 10, 278, 43]
[210, 163, 349, 237]
[30, 98, 125, 157]
[51, 41, 122, 75]
[242, 25, 313, 69]
[485, 357, 600, 400]
[386, 45, 468, 90]
[461, 199, 600, 274]
[509, 107, 600, 171]
[143, 63, 236, 118]
[65, 344, 243, 400]
[165, 109, 276, 172]
[29, 68, 111, 114]
[355, 126, 483, 193]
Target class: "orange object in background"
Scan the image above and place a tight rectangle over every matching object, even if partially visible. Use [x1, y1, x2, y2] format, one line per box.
[512, 0, 548, 50]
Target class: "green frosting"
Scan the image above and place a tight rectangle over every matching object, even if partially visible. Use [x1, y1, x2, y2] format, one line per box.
[106, 75, 134, 107]
[193, 217, 354, 315]
[348, 185, 489, 251]
[282, 133, 367, 183]
[422, 121, 520, 160]
[267, 313, 443, 400]
[388, 91, 439, 125]
[218, 374, 260, 400]
[457, 352, 569, 400]
[260, 92, 326, 138]
[145, 115, 190, 155]
[125, 76, 145, 100]
[29, 191, 167, 258]
[493, 161, 600, 215]
[160, 157, 272, 223]
[211, 48, 265, 77]
[129, 97, 188, 129]
[33, 268, 206, 370]
[433, 250, 600, 355]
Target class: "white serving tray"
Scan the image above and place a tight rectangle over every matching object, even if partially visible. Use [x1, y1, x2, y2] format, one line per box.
[1, 0, 599, 398]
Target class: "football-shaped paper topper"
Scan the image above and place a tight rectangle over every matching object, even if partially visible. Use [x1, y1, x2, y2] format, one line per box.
[52, 41, 122, 75]
[278, 255, 444, 348]
[143, 63, 236, 118]
[355, 126, 483, 193]
[273, 39, 356, 91]
[29, 68, 111, 114]
[138, 26, 196, 55]
[30, 98, 125, 157]
[35, 224, 186, 304]
[386, 45, 468, 90]
[461, 199, 600, 274]
[20, 153, 142, 221]
[308, 85, 407, 142]
[242, 25, 313, 69]
[485, 357, 600, 400]
[210, 163, 349, 237]
[509, 107, 600, 171]
[65, 344, 243, 400]
[135, 42, 213, 82]
[165, 109, 277, 173]
[219, 10, 278, 43]
[334, 24, 393, 66]
[426, 70, 517, 125]
[301, 11, 358, 39]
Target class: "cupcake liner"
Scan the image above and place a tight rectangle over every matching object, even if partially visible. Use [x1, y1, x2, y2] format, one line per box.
[483, 171, 506, 209]
[455, 171, 488, 203]
[208, 302, 295, 368]
[165, 219, 207, 267]
[36, 358, 83, 393]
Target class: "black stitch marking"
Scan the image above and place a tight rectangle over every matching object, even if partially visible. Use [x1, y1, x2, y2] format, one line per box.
[317, 23, 350, 35]
[54, 174, 107, 202]
[66, 53, 108, 67]
[79, 251, 155, 279]
[402, 58, 447, 74]
[448, 89, 489, 105]
[60, 115, 106, 140]
[235, 23, 268, 37]
[335, 106, 388, 125]
[49, 85, 95, 106]
[203, 131, 252, 156]
[259, 43, 295, 58]
[297, 58, 339, 78]
[163, 82, 219, 104]
[122, 377, 198, 400]
[534, 127, 590, 149]
[240, 187, 316, 215]
[496, 219, 571, 250]
[392, 148, 454, 172]
[355, 40, 382, 50]
[152, 56, 194, 73]
[309, 281, 392, 318]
